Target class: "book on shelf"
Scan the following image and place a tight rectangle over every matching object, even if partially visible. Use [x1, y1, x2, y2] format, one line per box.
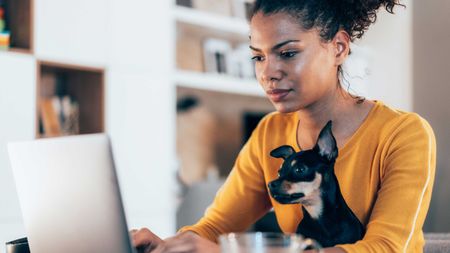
[203, 38, 231, 74]
[176, 0, 192, 8]
[227, 43, 255, 79]
[0, 31, 9, 50]
[0, 0, 5, 32]
[0, 1, 10, 50]
[202, 38, 255, 79]
[40, 96, 80, 137]
[58, 96, 80, 136]
[40, 98, 61, 137]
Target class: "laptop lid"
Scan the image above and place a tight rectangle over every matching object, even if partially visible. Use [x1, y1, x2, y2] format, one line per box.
[8, 134, 135, 253]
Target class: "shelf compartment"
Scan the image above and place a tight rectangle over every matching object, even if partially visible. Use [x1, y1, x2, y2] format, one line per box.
[2, 0, 33, 52]
[37, 61, 104, 138]
[174, 6, 249, 40]
[176, 86, 273, 177]
[175, 70, 264, 97]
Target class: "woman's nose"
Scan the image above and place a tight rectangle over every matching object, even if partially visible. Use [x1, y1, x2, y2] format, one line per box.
[260, 59, 283, 84]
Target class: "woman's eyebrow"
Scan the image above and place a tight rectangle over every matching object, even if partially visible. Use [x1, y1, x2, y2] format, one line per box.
[249, 39, 301, 52]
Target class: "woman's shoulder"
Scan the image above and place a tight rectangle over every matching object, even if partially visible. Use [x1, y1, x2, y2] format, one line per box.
[369, 101, 434, 140]
[339, 101, 435, 159]
[373, 101, 428, 125]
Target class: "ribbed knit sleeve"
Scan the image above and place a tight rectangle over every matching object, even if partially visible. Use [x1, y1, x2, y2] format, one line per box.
[337, 114, 436, 253]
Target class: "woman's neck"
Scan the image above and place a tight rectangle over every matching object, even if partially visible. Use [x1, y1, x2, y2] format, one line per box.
[296, 88, 373, 149]
[297, 86, 350, 129]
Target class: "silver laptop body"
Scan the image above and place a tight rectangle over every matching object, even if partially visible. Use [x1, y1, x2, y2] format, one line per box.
[8, 134, 135, 253]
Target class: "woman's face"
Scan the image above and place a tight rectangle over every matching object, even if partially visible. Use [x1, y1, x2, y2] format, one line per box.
[250, 12, 340, 113]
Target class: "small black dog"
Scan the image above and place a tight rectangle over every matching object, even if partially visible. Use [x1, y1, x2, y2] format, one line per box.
[268, 121, 364, 247]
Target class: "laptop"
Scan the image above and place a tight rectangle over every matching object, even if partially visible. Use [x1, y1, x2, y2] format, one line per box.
[8, 134, 136, 253]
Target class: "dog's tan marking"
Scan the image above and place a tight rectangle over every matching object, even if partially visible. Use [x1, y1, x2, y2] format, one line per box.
[301, 190, 323, 219]
[286, 173, 322, 196]
[286, 173, 323, 219]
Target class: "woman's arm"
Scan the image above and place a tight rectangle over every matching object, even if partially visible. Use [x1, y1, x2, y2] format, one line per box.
[336, 115, 436, 253]
[178, 141, 273, 240]
[136, 230, 346, 253]
[177, 116, 274, 241]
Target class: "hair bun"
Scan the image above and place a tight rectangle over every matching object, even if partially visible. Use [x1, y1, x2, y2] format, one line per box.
[336, 0, 404, 39]
[251, 0, 405, 41]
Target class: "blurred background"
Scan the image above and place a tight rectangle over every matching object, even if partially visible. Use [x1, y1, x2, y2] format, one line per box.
[0, 0, 449, 246]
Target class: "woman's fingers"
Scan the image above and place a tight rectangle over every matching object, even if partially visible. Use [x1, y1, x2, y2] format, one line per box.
[152, 237, 193, 253]
[151, 231, 220, 253]
[130, 229, 219, 253]
[130, 227, 163, 252]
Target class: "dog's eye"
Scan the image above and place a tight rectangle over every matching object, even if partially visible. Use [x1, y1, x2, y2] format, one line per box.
[295, 167, 306, 174]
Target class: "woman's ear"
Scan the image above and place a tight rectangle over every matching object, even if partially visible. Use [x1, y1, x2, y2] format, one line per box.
[333, 30, 350, 66]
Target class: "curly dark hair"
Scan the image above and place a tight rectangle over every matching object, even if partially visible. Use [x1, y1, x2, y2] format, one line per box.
[250, 0, 405, 41]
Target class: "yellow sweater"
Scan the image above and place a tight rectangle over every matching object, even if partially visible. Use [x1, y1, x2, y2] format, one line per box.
[179, 101, 436, 253]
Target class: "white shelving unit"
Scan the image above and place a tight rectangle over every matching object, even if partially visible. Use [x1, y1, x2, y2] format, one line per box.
[173, 2, 276, 230]
[174, 5, 263, 97]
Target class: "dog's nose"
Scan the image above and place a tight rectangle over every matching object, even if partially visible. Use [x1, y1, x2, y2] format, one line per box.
[269, 181, 281, 189]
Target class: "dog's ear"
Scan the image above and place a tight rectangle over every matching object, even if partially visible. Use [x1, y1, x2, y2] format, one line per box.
[313, 120, 338, 162]
[270, 145, 295, 160]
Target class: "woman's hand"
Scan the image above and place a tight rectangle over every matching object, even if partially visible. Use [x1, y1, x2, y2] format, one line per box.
[130, 228, 164, 253]
[152, 231, 220, 253]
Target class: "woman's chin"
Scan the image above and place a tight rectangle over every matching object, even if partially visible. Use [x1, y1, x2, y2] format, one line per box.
[272, 102, 299, 114]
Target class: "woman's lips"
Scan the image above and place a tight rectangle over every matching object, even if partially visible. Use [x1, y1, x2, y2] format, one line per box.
[267, 89, 292, 102]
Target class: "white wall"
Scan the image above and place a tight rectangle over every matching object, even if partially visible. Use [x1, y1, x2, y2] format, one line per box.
[106, 0, 177, 237]
[413, 0, 450, 232]
[34, 0, 109, 66]
[348, 0, 450, 232]
[355, 4, 413, 111]
[0, 52, 36, 244]
[348, 1, 450, 232]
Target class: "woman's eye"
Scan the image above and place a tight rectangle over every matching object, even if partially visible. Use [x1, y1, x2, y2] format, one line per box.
[280, 51, 298, 59]
[251, 55, 264, 62]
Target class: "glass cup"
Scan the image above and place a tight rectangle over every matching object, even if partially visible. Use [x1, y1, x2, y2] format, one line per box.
[219, 232, 323, 253]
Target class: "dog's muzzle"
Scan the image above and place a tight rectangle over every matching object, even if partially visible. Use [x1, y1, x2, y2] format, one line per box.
[268, 180, 305, 204]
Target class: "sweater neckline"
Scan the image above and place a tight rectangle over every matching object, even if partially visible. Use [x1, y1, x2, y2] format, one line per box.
[291, 100, 382, 157]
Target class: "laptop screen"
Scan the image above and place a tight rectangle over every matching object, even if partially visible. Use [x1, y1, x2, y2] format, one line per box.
[8, 134, 135, 253]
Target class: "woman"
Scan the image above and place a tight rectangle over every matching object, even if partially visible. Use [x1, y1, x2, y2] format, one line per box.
[132, 0, 436, 252]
